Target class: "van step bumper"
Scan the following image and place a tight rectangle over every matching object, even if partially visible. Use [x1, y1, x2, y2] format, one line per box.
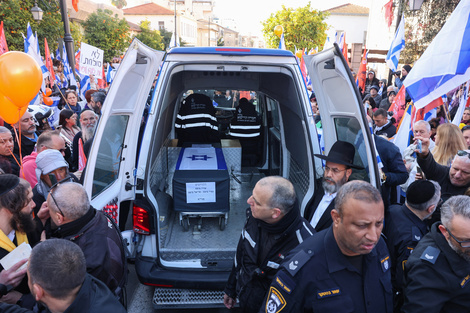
[153, 288, 228, 309]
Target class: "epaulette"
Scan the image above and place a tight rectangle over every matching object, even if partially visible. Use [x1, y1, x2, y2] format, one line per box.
[282, 248, 314, 277]
[411, 226, 422, 243]
[420, 246, 440, 264]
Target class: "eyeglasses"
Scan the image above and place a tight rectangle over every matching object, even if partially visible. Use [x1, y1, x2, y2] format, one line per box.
[324, 166, 347, 175]
[44, 146, 66, 154]
[457, 150, 470, 159]
[445, 227, 470, 248]
[48, 177, 73, 217]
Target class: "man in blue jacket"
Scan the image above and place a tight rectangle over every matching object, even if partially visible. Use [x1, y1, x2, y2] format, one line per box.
[260, 180, 393, 313]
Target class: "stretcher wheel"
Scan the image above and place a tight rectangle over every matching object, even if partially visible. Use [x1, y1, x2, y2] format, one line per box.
[182, 218, 189, 231]
[219, 217, 226, 231]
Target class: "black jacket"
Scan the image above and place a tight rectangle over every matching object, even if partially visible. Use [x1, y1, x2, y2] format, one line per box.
[304, 178, 335, 232]
[52, 208, 127, 298]
[375, 122, 397, 139]
[417, 152, 469, 201]
[260, 227, 393, 313]
[13, 133, 36, 158]
[225, 204, 315, 312]
[403, 222, 470, 313]
[384, 204, 428, 310]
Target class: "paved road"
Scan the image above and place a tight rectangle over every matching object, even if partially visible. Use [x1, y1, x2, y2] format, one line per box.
[126, 264, 241, 313]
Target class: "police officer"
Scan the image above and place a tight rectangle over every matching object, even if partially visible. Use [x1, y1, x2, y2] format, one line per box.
[223, 176, 314, 312]
[402, 195, 470, 312]
[384, 180, 441, 312]
[260, 180, 393, 313]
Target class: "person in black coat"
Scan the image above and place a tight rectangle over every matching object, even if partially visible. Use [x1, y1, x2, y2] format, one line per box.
[384, 180, 441, 312]
[27, 239, 126, 313]
[224, 176, 315, 312]
[373, 109, 396, 139]
[304, 141, 363, 232]
[260, 181, 393, 313]
[402, 196, 470, 313]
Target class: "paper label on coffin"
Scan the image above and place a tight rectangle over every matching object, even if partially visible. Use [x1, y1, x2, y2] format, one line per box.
[186, 182, 216, 203]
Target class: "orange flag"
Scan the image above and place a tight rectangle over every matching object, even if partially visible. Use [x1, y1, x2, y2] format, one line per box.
[388, 85, 406, 125]
[342, 34, 349, 68]
[72, 0, 79, 12]
[0, 21, 8, 56]
[356, 48, 367, 93]
[44, 38, 55, 86]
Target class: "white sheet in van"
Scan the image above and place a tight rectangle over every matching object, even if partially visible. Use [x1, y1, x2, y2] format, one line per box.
[178, 147, 218, 170]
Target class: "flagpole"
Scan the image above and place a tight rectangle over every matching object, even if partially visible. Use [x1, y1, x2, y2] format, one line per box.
[59, 0, 76, 81]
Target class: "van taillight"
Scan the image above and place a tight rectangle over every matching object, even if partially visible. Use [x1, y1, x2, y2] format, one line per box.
[133, 205, 150, 235]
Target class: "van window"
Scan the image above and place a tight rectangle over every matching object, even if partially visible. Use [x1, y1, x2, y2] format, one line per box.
[92, 115, 130, 197]
[334, 117, 370, 182]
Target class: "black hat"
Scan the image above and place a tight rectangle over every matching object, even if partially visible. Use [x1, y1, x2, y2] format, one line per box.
[314, 141, 363, 169]
[402, 64, 412, 73]
[370, 85, 379, 91]
[0, 174, 20, 197]
[406, 180, 435, 205]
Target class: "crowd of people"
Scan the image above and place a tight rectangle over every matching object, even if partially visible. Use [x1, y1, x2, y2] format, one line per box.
[0, 58, 127, 312]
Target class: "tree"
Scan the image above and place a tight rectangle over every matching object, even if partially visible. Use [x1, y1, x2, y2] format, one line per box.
[111, 0, 127, 10]
[135, 20, 164, 50]
[261, 2, 329, 52]
[0, 0, 62, 52]
[399, 0, 460, 64]
[82, 9, 130, 62]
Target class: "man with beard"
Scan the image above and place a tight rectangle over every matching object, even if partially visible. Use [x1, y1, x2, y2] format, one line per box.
[12, 111, 38, 158]
[260, 181, 392, 313]
[305, 141, 363, 232]
[0, 175, 38, 306]
[402, 195, 470, 312]
[72, 109, 97, 172]
[224, 176, 314, 312]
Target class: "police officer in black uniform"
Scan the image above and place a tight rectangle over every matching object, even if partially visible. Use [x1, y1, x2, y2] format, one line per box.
[260, 180, 393, 313]
[223, 176, 314, 312]
[402, 195, 470, 313]
[384, 180, 441, 312]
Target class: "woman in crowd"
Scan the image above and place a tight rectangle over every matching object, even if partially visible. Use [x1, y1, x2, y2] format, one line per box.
[58, 109, 80, 153]
[64, 90, 82, 116]
[432, 123, 467, 166]
[460, 107, 470, 126]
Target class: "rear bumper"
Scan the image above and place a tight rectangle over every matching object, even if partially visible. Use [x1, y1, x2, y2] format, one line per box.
[135, 255, 231, 290]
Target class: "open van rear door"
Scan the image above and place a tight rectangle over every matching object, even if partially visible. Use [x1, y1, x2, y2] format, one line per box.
[83, 39, 164, 223]
[305, 44, 380, 187]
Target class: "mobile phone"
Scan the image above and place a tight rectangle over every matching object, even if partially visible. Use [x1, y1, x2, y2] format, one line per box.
[48, 174, 58, 186]
[416, 166, 426, 180]
[417, 139, 422, 153]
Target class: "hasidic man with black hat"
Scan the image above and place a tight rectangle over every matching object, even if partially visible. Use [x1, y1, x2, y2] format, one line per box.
[304, 140, 363, 232]
[383, 179, 441, 312]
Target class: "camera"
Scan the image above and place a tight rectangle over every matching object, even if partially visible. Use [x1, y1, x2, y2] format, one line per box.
[393, 71, 401, 76]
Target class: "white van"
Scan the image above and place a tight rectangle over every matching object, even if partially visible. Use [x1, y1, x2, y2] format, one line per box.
[83, 39, 380, 309]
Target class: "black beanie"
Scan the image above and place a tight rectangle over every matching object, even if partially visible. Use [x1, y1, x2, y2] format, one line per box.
[406, 180, 434, 205]
[403, 64, 412, 73]
[0, 174, 20, 197]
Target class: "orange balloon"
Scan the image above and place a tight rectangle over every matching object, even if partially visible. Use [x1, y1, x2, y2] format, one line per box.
[43, 96, 53, 106]
[295, 50, 303, 59]
[274, 25, 283, 38]
[0, 51, 43, 109]
[0, 93, 28, 125]
[44, 88, 52, 97]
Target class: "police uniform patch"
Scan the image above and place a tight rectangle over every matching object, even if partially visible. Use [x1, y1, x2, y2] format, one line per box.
[460, 275, 470, 288]
[265, 287, 286, 313]
[316, 288, 341, 299]
[411, 226, 422, 242]
[274, 271, 296, 294]
[420, 246, 440, 264]
[282, 249, 312, 277]
[380, 255, 390, 272]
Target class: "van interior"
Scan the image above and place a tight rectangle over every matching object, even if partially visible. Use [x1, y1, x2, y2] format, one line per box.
[92, 61, 369, 270]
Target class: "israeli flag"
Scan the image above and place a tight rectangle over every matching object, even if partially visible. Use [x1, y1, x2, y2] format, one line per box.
[106, 63, 113, 83]
[393, 104, 413, 155]
[405, 0, 470, 110]
[278, 33, 286, 50]
[61, 42, 77, 87]
[24, 24, 48, 105]
[385, 14, 405, 72]
[80, 75, 90, 99]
